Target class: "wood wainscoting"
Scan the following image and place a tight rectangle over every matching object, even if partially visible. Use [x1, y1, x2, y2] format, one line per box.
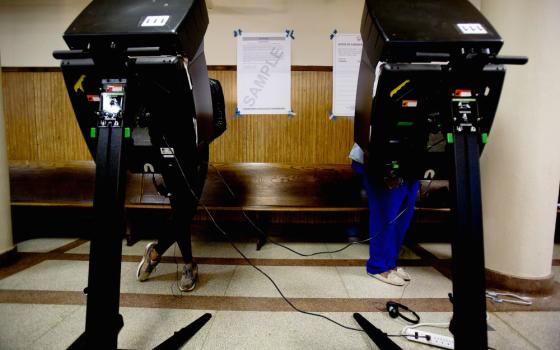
[1, 66, 354, 164]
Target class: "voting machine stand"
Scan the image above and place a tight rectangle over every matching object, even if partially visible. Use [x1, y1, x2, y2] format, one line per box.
[352, 1, 527, 349]
[53, 0, 218, 348]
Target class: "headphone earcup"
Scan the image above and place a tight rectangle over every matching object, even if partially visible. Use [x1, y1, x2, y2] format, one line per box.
[385, 301, 420, 324]
[386, 302, 398, 318]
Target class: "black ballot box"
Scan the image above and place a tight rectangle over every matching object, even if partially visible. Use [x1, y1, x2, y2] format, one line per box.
[355, 0, 509, 180]
[64, 0, 208, 60]
[361, 0, 503, 64]
[55, 0, 220, 173]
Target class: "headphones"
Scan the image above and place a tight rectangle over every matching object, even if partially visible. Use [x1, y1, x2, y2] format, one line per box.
[386, 301, 420, 324]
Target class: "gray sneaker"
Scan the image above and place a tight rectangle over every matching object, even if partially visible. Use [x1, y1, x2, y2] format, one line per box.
[179, 262, 198, 292]
[136, 242, 160, 282]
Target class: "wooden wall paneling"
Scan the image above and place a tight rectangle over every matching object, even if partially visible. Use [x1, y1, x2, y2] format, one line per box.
[3, 69, 355, 164]
[2, 72, 40, 160]
[34, 72, 91, 161]
[208, 70, 354, 164]
[2, 71, 90, 161]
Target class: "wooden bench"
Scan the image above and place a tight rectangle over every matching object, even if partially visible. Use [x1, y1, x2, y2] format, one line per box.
[8, 160, 452, 246]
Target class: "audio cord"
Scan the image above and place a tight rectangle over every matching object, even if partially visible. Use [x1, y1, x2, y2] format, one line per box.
[162, 142, 499, 349]
[160, 136, 426, 337]
[208, 162, 408, 257]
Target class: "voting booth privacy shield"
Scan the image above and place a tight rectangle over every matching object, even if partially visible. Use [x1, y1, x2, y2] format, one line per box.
[352, 0, 527, 349]
[54, 0, 221, 348]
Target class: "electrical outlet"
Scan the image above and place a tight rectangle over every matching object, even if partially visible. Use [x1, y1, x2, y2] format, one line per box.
[403, 328, 454, 349]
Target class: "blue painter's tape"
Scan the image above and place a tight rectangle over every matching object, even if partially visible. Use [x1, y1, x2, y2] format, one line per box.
[235, 107, 241, 116]
[287, 110, 296, 118]
[233, 29, 243, 37]
[285, 29, 295, 40]
[329, 112, 337, 121]
[330, 29, 338, 40]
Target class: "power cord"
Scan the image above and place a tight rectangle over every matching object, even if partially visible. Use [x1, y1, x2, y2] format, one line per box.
[208, 163, 408, 256]
[160, 137, 366, 332]
[198, 161, 497, 348]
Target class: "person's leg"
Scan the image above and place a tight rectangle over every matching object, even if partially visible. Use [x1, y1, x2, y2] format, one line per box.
[138, 157, 200, 280]
[160, 143, 209, 265]
[162, 197, 195, 262]
[141, 128, 207, 273]
[153, 229, 175, 258]
[366, 182, 412, 274]
[151, 171, 195, 263]
[174, 146, 208, 291]
[354, 162, 407, 275]
[392, 180, 420, 261]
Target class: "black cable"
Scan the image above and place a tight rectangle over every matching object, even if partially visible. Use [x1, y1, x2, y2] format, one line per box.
[208, 163, 408, 256]
[161, 136, 366, 332]
[420, 179, 434, 201]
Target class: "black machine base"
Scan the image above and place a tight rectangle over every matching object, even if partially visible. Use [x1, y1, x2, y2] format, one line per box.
[353, 313, 402, 350]
[153, 313, 212, 350]
[68, 313, 211, 350]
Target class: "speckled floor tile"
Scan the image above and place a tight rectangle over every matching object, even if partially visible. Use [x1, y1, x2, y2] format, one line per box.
[17, 238, 79, 253]
[29, 305, 214, 350]
[337, 266, 452, 299]
[66, 239, 253, 259]
[0, 260, 88, 291]
[493, 311, 560, 350]
[0, 303, 81, 350]
[0, 260, 235, 297]
[225, 265, 348, 298]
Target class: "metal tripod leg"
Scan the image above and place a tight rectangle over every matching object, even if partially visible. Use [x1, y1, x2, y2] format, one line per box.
[152, 313, 212, 350]
[69, 126, 126, 349]
[353, 313, 402, 350]
[449, 132, 488, 349]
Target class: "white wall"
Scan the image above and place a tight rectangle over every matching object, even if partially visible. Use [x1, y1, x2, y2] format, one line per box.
[0, 0, 364, 67]
[205, 0, 363, 65]
[0, 0, 483, 67]
[0, 0, 90, 67]
[0, 55, 14, 256]
[480, 0, 560, 279]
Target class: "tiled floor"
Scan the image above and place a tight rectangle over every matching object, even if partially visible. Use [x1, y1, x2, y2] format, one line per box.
[1, 237, 558, 349]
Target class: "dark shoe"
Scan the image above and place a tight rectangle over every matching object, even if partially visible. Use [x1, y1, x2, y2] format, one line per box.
[179, 262, 198, 292]
[136, 242, 160, 282]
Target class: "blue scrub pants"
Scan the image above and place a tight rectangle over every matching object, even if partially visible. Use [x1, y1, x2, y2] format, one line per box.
[352, 162, 420, 274]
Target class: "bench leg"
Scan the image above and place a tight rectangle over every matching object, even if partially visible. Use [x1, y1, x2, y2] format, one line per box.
[256, 232, 267, 251]
[250, 212, 268, 251]
[124, 212, 138, 247]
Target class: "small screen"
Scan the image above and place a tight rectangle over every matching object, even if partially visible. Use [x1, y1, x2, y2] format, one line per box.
[101, 93, 124, 117]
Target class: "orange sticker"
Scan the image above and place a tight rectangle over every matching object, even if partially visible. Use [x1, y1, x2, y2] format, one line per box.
[106, 84, 124, 92]
[454, 89, 472, 97]
[87, 95, 100, 102]
[402, 100, 418, 108]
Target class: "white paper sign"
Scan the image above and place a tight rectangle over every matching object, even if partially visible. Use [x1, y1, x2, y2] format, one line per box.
[237, 32, 292, 115]
[332, 33, 363, 117]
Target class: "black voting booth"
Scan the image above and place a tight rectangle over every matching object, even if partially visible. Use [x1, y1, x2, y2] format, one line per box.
[53, 0, 224, 348]
[352, 0, 526, 349]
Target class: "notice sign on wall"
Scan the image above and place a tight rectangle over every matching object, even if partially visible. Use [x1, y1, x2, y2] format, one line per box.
[332, 33, 363, 117]
[237, 32, 292, 115]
